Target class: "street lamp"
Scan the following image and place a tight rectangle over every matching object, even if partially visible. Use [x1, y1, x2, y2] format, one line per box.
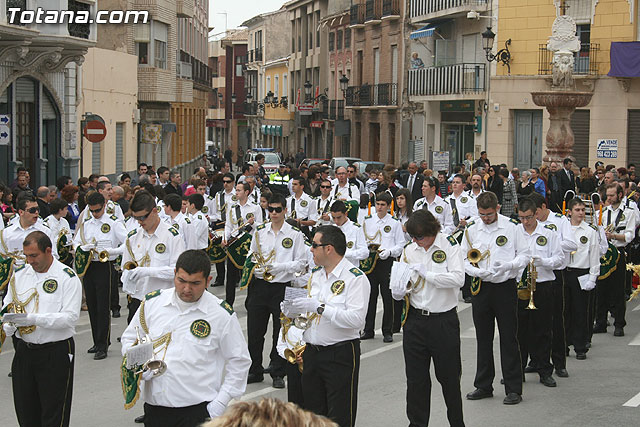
[482, 27, 511, 73]
[339, 74, 349, 97]
[231, 93, 237, 104]
[304, 80, 312, 103]
[246, 92, 253, 102]
[266, 90, 274, 105]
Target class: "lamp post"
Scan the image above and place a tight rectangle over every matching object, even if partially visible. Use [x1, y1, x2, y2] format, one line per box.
[482, 27, 511, 73]
[339, 74, 349, 97]
[231, 92, 236, 120]
[304, 80, 312, 103]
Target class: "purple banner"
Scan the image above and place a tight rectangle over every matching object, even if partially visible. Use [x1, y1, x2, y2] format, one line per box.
[608, 41, 640, 78]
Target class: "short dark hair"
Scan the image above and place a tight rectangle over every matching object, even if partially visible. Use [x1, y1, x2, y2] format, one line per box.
[452, 174, 465, 183]
[78, 177, 89, 187]
[157, 166, 169, 175]
[480, 151, 487, 156]
[606, 182, 624, 197]
[153, 185, 165, 199]
[315, 225, 346, 256]
[330, 200, 347, 214]
[518, 197, 537, 214]
[255, 154, 265, 162]
[223, 172, 234, 181]
[188, 193, 205, 210]
[567, 198, 585, 211]
[292, 176, 306, 187]
[50, 198, 68, 215]
[405, 209, 440, 237]
[140, 182, 157, 197]
[169, 170, 180, 179]
[56, 176, 72, 192]
[237, 182, 250, 192]
[17, 166, 27, 174]
[563, 158, 572, 165]
[138, 162, 148, 170]
[23, 231, 52, 253]
[119, 172, 131, 182]
[96, 181, 110, 191]
[163, 193, 182, 211]
[176, 249, 211, 278]
[88, 174, 99, 182]
[528, 191, 547, 209]
[131, 190, 156, 212]
[86, 191, 105, 207]
[375, 191, 392, 205]
[476, 192, 498, 210]
[17, 193, 37, 211]
[424, 176, 438, 188]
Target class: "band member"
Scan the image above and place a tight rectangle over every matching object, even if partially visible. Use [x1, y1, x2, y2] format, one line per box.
[72, 192, 126, 360]
[516, 197, 563, 387]
[284, 225, 370, 427]
[314, 179, 335, 227]
[332, 166, 360, 203]
[1, 231, 81, 427]
[595, 183, 637, 336]
[244, 193, 306, 388]
[528, 192, 576, 377]
[77, 179, 125, 227]
[286, 177, 316, 236]
[566, 198, 600, 359]
[222, 182, 261, 306]
[121, 190, 185, 323]
[185, 194, 209, 251]
[120, 250, 251, 426]
[163, 193, 190, 246]
[462, 192, 529, 405]
[413, 177, 455, 235]
[329, 201, 368, 266]
[391, 209, 465, 427]
[361, 192, 405, 342]
[212, 173, 236, 287]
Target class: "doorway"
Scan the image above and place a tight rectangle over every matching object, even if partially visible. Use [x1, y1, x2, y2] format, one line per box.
[514, 110, 543, 171]
[441, 123, 474, 171]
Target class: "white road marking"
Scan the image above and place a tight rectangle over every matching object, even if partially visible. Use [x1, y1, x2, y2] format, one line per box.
[632, 303, 640, 312]
[623, 391, 640, 407]
[628, 333, 640, 346]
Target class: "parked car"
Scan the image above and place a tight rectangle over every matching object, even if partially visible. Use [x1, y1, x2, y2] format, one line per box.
[353, 161, 386, 175]
[244, 148, 282, 176]
[329, 157, 361, 172]
[301, 158, 330, 168]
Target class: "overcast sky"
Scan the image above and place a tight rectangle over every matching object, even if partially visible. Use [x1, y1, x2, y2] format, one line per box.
[209, 0, 287, 37]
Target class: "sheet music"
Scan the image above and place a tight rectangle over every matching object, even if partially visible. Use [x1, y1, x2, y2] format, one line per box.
[391, 261, 413, 290]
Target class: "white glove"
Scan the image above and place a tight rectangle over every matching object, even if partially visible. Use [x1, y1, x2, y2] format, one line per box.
[379, 249, 391, 260]
[531, 256, 551, 269]
[11, 314, 36, 327]
[280, 301, 296, 318]
[129, 267, 152, 282]
[391, 283, 408, 301]
[141, 369, 155, 382]
[253, 266, 265, 276]
[466, 265, 491, 280]
[269, 263, 288, 275]
[80, 244, 95, 252]
[207, 400, 227, 418]
[2, 322, 17, 337]
[289, 297, 321, 314]
[581, 280, 596, 291]
[492, 260, 514, 273]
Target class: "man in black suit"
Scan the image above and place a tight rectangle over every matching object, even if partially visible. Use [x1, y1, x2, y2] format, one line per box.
[401, 162, 424, 203]
[559, 158, 576, 197]
[548, 162, 563, 212]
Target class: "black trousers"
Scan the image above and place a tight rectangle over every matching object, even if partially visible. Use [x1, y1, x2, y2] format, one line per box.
[286, 362, 304, 406]
[471, 279, 522, 395]
[564, 268, 593, 354]
[226, 260, 240, 307]
[84, 261, 113, 351]
[364, 258, 393, 336]
[127, 296, 141, 324]
[392, 298, 403, 333]
[246, 278, 287, 378]
[302, 340, 360, 427]
[596, 249, 627, 329]
[517, 281, 554, 377]
[143, 401, 209, 427]
[111, 269, 121, 312]
[12, 337, 75, 427]
[550, 270, 567, 369]
[403, 307, 465, 427]
[461, 274, 472, 300]
[214, 260, 226, 286]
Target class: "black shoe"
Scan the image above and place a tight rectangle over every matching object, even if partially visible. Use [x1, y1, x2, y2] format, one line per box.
[247, 373, 264, 384]
[614, 327, 625, 337]
[383, 334, 393, 343]
[555, 368, 569, 378]
[503, 393, 522, 405]
[212, 281, 224, 287]
[466, 389, 493, 400]
[592, 325, 607, 334]
[94, 350, 107, 360]
[524, 365, 538, 374]
[263, 364, 273, 374]
[134, 415, 145, 424]
[272, 377, 285, 389]
[540, 375, 557, 387]
[87, 345, 98, 354]
[360, 331, 374, 340]
[464, 297, 472, 303]
[576, 352, 587, 360]
[112, 309, 121, 318]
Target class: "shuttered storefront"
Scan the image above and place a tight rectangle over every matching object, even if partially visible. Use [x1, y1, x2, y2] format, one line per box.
[116, 122, 124, 174]
[570, 109, 590, 169]
[628, 110, 640, 166]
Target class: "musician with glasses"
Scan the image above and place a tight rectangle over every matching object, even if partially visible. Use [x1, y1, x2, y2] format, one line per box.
[515, 197, 563, 388]
[462, 191, 529, 405]
[286, 177, 316, 236]
[244, 193, 306, 389]
[211, 173, 236, 288]
[329, 201, 368, 267]
[120, 250, 251, 427]
[413, 177, 455, 235]
[314, 179, 335, 227]
[1, 231, 81, 427]
[391, 209, 465, 427]
[71, 192, 126, 360]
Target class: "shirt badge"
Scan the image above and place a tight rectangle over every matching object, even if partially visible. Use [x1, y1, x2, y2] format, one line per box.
[383, 225, 391, 233]
[435, 206, 444, 214]
[331, 280, 345, 295]
[101, 223, 111, 233]
[43, 279, 58, 294]
[580, 235, 588, 244]
[300, 200, 308, 207]
[496, 235, 508, 246]
[202, 206, 209, 213]
[347, 241, 354, 249]
[190, 319, 211, 338]
[536, 236, 548, 246]
[246, 213, 254, 220]
[461, 197, 468, 203]
[432, 250, 447, 263]
[282, 237, 293, 248]
[155, 243, 166, 254]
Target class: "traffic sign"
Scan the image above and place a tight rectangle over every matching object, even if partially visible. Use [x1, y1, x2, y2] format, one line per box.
[0, 124, 9, 146]
[83, 120, 107, 143]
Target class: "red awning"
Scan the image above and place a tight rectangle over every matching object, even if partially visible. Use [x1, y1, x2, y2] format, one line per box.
[310, 121, 324, 128]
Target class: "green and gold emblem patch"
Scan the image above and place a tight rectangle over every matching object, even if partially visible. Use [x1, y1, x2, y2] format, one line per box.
[331, 280, 345, 295]
[246, 213, 254, 220]
[282, 237, 293, 248]
[435, 205, 444, 214]
[202, 206, 209, 213]
[42, 279, 58, 294]
[156, 206, 162, 212]
[155, 243, 166, 254]
[580, 236, 588, 244]
[347, 241, 354, 249]
[383, 225, 391, 233]
[496, 235, 508, 246]
[621, 214, 626, 222]
[432, 250, 446, 263]
[461, 197, 468, 203]
[190, 319, 211, 338]
[300, 200, 308, 207]
[101, 223, 111, 233]
[231, 195, 238, 201]
[536, 236, 548, 246]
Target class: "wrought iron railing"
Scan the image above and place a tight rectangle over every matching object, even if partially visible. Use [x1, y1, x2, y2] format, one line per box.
[408, 63, 486, 96]
[346, 83, 398, 106]
[538, 43, 599, 75]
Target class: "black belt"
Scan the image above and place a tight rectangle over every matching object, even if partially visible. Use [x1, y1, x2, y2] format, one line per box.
[409, 306, 456, 317]
[16, 337, 72, 350]
[566, 267, 589, 274]
[255, 278, 291, 286]
[308, 338, 359, 352]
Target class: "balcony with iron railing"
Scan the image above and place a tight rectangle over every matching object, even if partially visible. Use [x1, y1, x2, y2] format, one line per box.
[322, 99, 347, 119]
[176, 61, 193, 79]
[248, 47, 263, 63]
[365, 0, 383, 23]
[346, 83, 398, 107]
[538, 43, 599, 76]
[350, 3, 366, 27]
[410, 0, 488, 23]
[382, 0, 401, 18]
[408, 63, 486, 97]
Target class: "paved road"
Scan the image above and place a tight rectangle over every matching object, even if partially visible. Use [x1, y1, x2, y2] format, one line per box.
[2, 281, 640, 426]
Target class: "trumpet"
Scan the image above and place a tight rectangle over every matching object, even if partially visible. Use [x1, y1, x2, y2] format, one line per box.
[518, 259, 538, 309]
[133, 327, 168, 377]
[97, 249, 110, 263]
[467, 248, 490, 265]
[284, 343, 306, 373]
[123, 253, 149, 271]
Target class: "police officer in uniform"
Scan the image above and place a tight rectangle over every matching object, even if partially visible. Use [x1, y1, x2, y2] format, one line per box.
[1, 231, 81, 427]
[462, 192, 529, 405]
[284, 225, 370, 427]
[121, 250, 251, 426]
[391, 209, 465, 427]
[245, 193, 306, 388]
[268, 164, 291, 197]
[72, 192, 127, 360]
[330, 201, 368, 267]
[212, 174, 236, 287]
[413, 177, 455, 235]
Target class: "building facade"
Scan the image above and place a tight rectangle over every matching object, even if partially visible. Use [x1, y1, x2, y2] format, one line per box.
[221, 29, 248, 164]
[262, 58, 295, 151]
[207, 39, 226, 152]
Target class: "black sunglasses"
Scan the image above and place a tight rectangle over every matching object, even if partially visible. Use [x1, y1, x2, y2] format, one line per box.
[26, 207, 40, 214]
[311, 242, 330, 249]
[89, 206, 103, 214]
[320, 185, 332, 189]
[133, 211, 152, 221]
[409, 234, 425, 241]
[223, 180, 234, 184]
[267, 206, 283, 213]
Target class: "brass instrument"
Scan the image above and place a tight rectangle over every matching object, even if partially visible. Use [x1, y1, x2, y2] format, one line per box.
[6, 276, 38, 335]
[626, 263, 640, 301]
[284, 343, 306, 373]
[98, 249, 110, 263]
[590, 193, 601, 225]
[252, 227, 275, 281]
[133, 327, 168, 377]
[518, 259, 538, 310]
[467, 247, 490, 265]
[123, 239, 150, 271]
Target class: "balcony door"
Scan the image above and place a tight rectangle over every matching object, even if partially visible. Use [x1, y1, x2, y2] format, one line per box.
[514, 110, 543, 171]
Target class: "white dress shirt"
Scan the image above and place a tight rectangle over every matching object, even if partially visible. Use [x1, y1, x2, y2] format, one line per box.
[413, 195, 455, 234]
[336, 220, 369, 266]
[1, 219, 58, 264]
[313, 196, 334, 226]
[286, 193, 315, 220]
[249, 221, 307, 283]
[185, 212, 209, 250]
[332, 182, 360, 203]
[72, 213, 127, 261]
[517, 222, 563, 283]
[569, 221, 601, 282]
[602, 204, 637, 248]
[224, 201, 261, 241]
[362, 213, 405, 258]
[538, 211, 578, 269]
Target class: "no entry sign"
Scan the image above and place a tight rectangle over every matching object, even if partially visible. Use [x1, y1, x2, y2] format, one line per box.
[83, 120, 107, 143]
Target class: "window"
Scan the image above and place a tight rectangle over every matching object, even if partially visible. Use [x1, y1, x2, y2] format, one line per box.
[135, 23, 150, 65]
[316, 11, 321, 47]
[345, 28, 351, 49]
[235, 55, 243, 77]
[337, 30, 343, 51]
[283, 74, 288, 99]
[153, 21, 168, 69]
[274, 75, 279, 99]
[266, 76, 271, 93]
[329, 32, 335, 51]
